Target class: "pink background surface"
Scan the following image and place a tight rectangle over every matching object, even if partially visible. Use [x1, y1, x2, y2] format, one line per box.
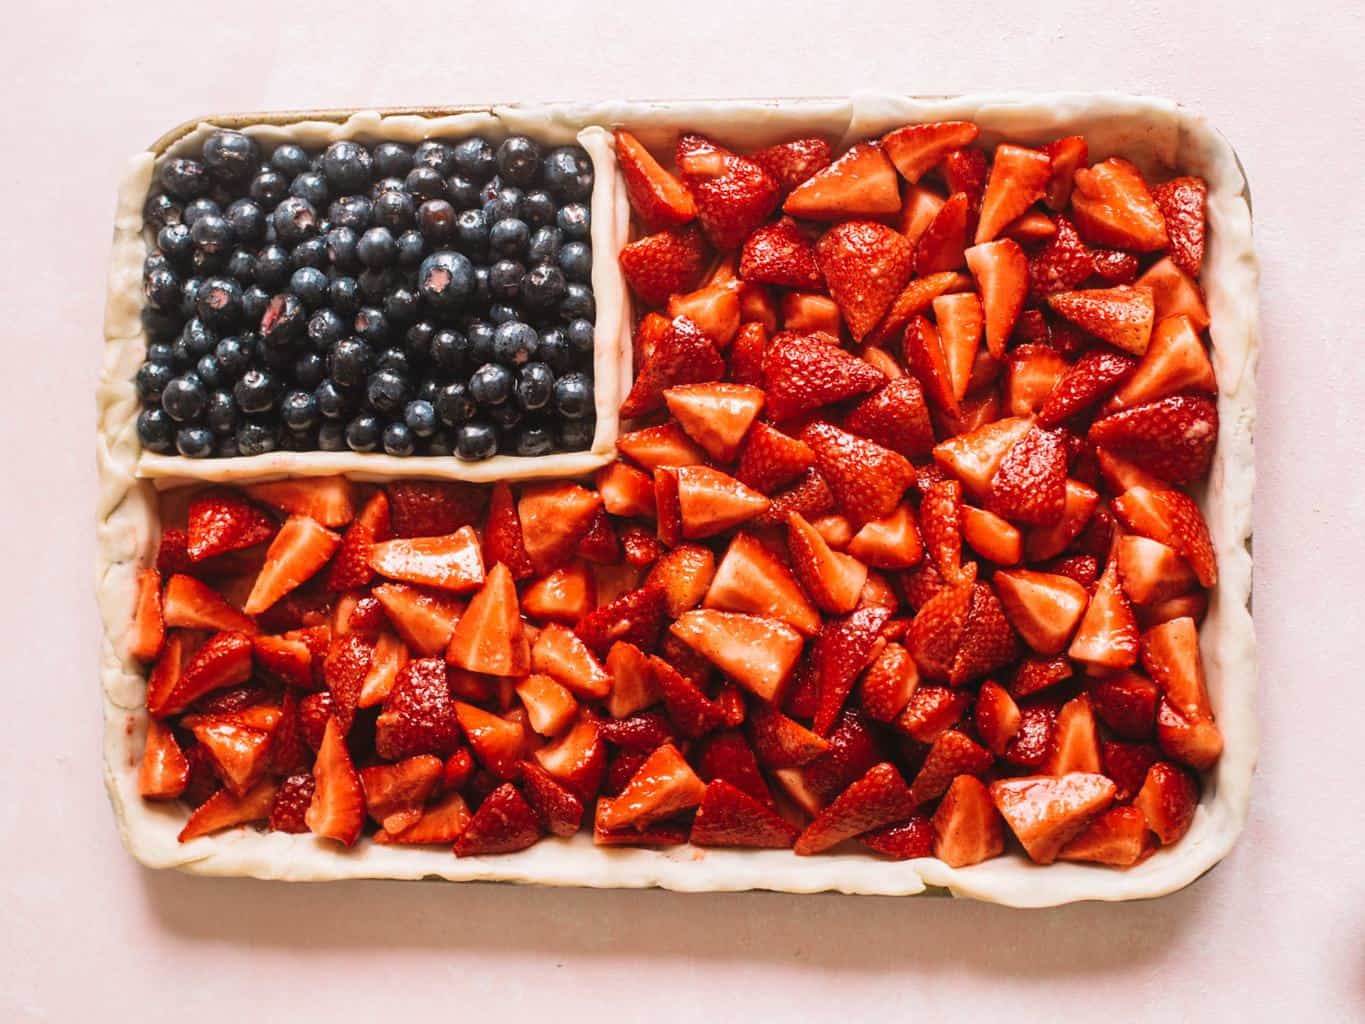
[5, 1, 1363, 1019]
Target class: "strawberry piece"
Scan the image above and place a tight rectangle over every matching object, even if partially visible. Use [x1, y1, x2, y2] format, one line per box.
[1058, 805, 1152, 867]
[1135, 256, 1209, 330]
[965, 239, 1028, 359]
[594, 820, 689, 846]
[934, 292, 984, 403]
[993, 569, 1089, 655]
[359, 755, 442, 834]
[452, 701, 525, 779]
[371, 583, 462, 657]
[961, 506, 1021, 566]
[481, 482, 534, 581]
[727, 320, 769, 386]
[667, 281, 742, 348]
[1066, 559, 1138, 670]
[617, 422, 707, 471]
[128, 568, 166, 661]
[357, 629, 406, 708]
[844, 377, 935, 460]
[704, 532, 821, 636]
[325, 490, 390, 591]
[1071, 157, 1169, 251]
[973, 679, 1021, 755]
[913, 192, 969, 274]
[746, 704, 828, 769]
[752, 137, 833, 196]
[986, 426, 1069, 527]
[907, 573, 974, 684]
[1109, 314, 1216, 411]
[866, 270, 966, 350]
[1140, 616, 1214, 721]
[604, 641, 663, 719]
[187, 489, 276, 562]
[990, 772, 1116, 864]
[753, 468, 834, 528]
[788, 511, 867, 616]
[574, 584, 666, 656]
[595, 742, 706, 831]
[813, 605, 892, 734]
[517, 481, 603, 576]
[438, 562, 527, 677]
[740, 218, 824, 290]
[1151, 176, 1207, 277]
[532, 623, 611, 699]
[901, 316, 958, 419]
[304, 717, 365, 846]
[597, 710, 676, 752]
[1089, 394, 1218, 485]
[150, 630, 252, 717]
[975, 144, 1051, 244]
[515, 673, 578, 737]
[155, 528, 195, 575]
[518, 759, 585, 837]
[179, 779, 278, 842]
[881, 121, 980, 183]
[376, 791, 472, 845]
[950, 582, 1018, 685]
[1003, 343, 1066, 419]
[762, 332, 885, 422]
[1002, 210, 1056, 243]
[669, 609, 804, 703]
[929, 774, 1003, 867]
[1113, 486, 1218, 586]
[243, 515, 340, 615]
[1023, 478, 1099, 562]
[897, 183, 946, 246]
[676, 133, 780, 250]
[621, 314, 726, 419]
[674, 465, 769, 538]
[690, 779, 796, 849]
[1039, 348, 1137, 426]
[801, 421, 914, 527]
[1156, 699, 1224, 772]
[943, 147, 988, 211]
[907, 729, 993, 805]
[161, 573, 255, 634]
[816, 221, 915, 341]
[662, 382, 764, 463]
[643, 543, 715, 618]
[795, 762, 914, 855]
[1045, 694, 1102, 774]
[454, 783, 543, 856]
[919, 478, 965, 582]
[651, 655, 724, 738]
[1043, 135, 1088, 209]
[572, 508, 620, 565]
[267, 773, 315, 833]
[783, 141, 900, 220]
[858, 642, 918, 722]
[1028, 215, 1095, 298]
[138, 717, 189, 798]
[848, 502, 923, 570]
[860, 814, 935, 859]
[243, 477, 355, 527]
[1092, 672, 1160, 740]
[614, 128, 697, 229]
[1099, 740, 1162, 803]
[375, 658, 462, 760]
[1132, 761, 1199, 845]
[368, 526, 484, 593]
[322, 632, 372, 734]
[1115, 535, 1197, 606]
[1007, 657, 1071, 702]
[734, 421, 815, 494]
[621, 526, 664, 569]
[387, 481, 484, 539]
[1047, 286, 1155, 356]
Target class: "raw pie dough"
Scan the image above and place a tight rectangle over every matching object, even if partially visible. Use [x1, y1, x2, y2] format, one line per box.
[96, 93, 1258, 907]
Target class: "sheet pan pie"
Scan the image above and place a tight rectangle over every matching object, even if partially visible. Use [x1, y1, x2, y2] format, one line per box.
[96, 93, 1257, 906]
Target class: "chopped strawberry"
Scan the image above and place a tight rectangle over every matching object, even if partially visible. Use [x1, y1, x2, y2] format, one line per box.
[801, 421, 914, 527]
[669, 609, 804, 703]
[387, 480, 484, 538]
[690, 779, 797, 849]
[371, 583, 462, 657]
[368, 526, 485, 593]
[651, 654, 724, 738]
[1058, 805, 1152, 867]
[155, 528, 194, 575]
[931, 774, 1005, 867]
[1132, 760, 1199, 845]
[375, 658, 462, 760]
[1151, 175, 1207, 276]
[1021, 478, 1099, 561]
[595, 742, 706, 831]
[519, 759, 585, 837]
[942, 147, 988, 211]
[138, 717, 189, 798]
[1135, 256, 1209, 329]
[614, 128, 698, 229]
[1140, 616, 1214, 721]
[325, 490, 391, 591]
[594, 820, 689, 847]
[1045, 694, 1102, 774]
[1091, 672, 1160, 741]
[150, 630, 253, 717]
[531, 623, 611, 699]
[574, 584, 667, 656]
[881, 121, 980, 183]
[1068, 559, 1139, 670]
[595, 462, 657, 520]
[1071, 157, 1168, 251]
[304, 717, 365, 846]
[178, 779, 278, 842]
[267, 772, 315, 833]
[1115, 535, 1197, 606]
[783, 141, 901, 220]
[795, 762, 914, 855]
[1002, 209, 1056, 243]
[907, 574, 974, 683]
[621, 314, 726, 419]
[1090, 247, 1141, 284]
[453, 701, 526, 779]
[812, 605, 891, 734]
[847, 502, 923, 570]
[761, 332, 884, 422]
[857, 642, 918, 722]
[914, 192, 970, 274]
[964, 239, 1028, 359]
[861, 814, 936, 859]
[444, 562, 529, 676]
[359, 755, 442, 834]
[322, 632, 372, 733]
[753, 468, 834, 528]
[1112, 486, 1218, 587]
[1109, 314, 1216, 410]
[1089, 394, 1218, 485]
[739, 218, 824, 290]
[961, 506, 1021, 566]
[788, 511, 867, 616]
[667, 281, 741, 348]
[243, 477, 355, 527]
[377, 790, 472, 845]
[187, 489, 277, 562]
[935, 292, 984, 402]
[676, 133, 780, 250]
[161, 573, 253, 636]
[907, 729, 993, 806]
[663, 382, 765, 463]
[975, 144, 1052, 244]
[1038, 348, 1137, 426]
[1028, 215, 1096, 298]
[454, 783, 543, 856]
[515, 673, 578, 737]
[1047, 286, 1155, 356]
[734, 421, 814, 494]
[727, 320, 769, 386]
[517, 481, 603, 576]
[993, 569, 1089, 655]
[747, 703, 829, 769]
[243, 515, 340, 615]
[844, 376, 935, 461]
[597, 710, 676, 752]
[1155, 698, 1225, 774]
[617, 421, 707, 471]
[949, 582, 1018, 685]
[987, 426, 1069, 527]
[973, 679, 1021, 755]
[1042, 135, 1088, 209]
[643, 543, 716, 617]
[573, 508, 620, 565]
[751, 137, 833, 196]
[866, 270, 966, 349]
[816, 220, 915, 341]
[990, 771, 1116, 864]
[919, 478, 965, 583]
[482, 482, 534, 581]
[703, 531, 821, 636]
[128, 569, 166, 661]
[604, 641, 663, 719]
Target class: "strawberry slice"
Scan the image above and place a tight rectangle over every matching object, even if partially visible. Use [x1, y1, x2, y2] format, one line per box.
[1002, 210, 1057, 243]
[1005, 344, 1067, 417]
[1151, 175, 1207, 277]
[368, 526, 484, 593]
[266, 772, 314, 833]
[975, 144, 1052, 244]
[323, 632, 372, 733]
[866, 270, 966, 349]
[517, 481, 603, 576]
[745, 704, 827, 769]
[761, 331, 884, 422]
[931, 774, 1004, 867]
[1156, 695, 1225, 773]
[1038, 348, 1137, 426]
[531, 623, 610, 699]
[812, 605, 891, 734]
[454, 782, 543, 856]
[620, 314, 726, 419]
[151, 630, 252, 716]
[919, 478, 965, 582]
[515, 673, 578, 737]
[453, 701, 525, 778]
[1109, 314, 1216, 410]
[643, 543, 715, 618]
[960, 506, 1021, 566]
[844, 376, 935, 460]
[1045, 694, 1102, 774]
[881, 121, 980, 183]
[138, 717, 189, 798]
[1140, 616, 1215, 722]
[788, 511, 867, 616]
[852, 641, 915, 722]
[800, 421, 914, 527]
[243, 515, 340, 615]
[1047, 286, 1155, 356]
[1071, 157, 1168, 251]
[574, 584, 667, 656]
[572, 508, 620, 565]
[1028, 214, 1096, 298]
[1136, 256, 1209, 329]
[704, 532, 821, 636]
[1092, 673, 1160, 741]
[614, 128, 697, 229]
[993, 569, 1089, 655]
[387, 481, 485, 539]
[727, 320, 769, 386]
[964, 239, 1028, 359]
[178, 779, 278, 842]
[673, 465, 769, 538]
[481, 482, 534, 581]
[663, 382, 764, 463]
[1115, 535, 1197, 606]
[676, 133, 780, 250]
[934, 292, 984, 403]
[914, 192, 969, 274]
[187, 489, 276, 562]
[943, 148, 988, 211]
[375, 658, 462, 760]
[848, 502, 923, 570]
[753, 468, 834, 528]
[357, 630, 406, 708]
[359, 755, 442, 834]
[1068, 560, 1139, 670]
[739, 218, 823, 290]
[1022, 478, 1099, 562]
[669, 609, 803, 703]
[783, 141, 900, 220]
[444, 562, 529, 676]
[816, 220, 915, 341]
[617, 422, 707, 471]
[907, 729, 993, 806]
[604, 642, 662, 719]
[304, 716, 365, 846]
[324, 490, 390, 591]
[595, 742, 706, 831]
[907, 573, 974, 683]
[1112, 486, 1218, 586]
[376, 790, 471, 845]
[162, 573, 255, 634]
[752, 137, 833, 196]
[690, 779, 797, 849]
[667, 280, 742, 348]
[1088, 394, 1218, 485]
[901, 315, 959, 418]
[371, 583, 462, 657]
[974, 680, 1021, 754]
[949, 582, 1018, 685]
[1132, 761, 1199, 845]
[987, 426, 1069, 527]
[990, 772, 1116, 864]
[734, 421, 815, 494]
[243, 477, 355, 527]
[795, 762, 914, 855]
[1043, 135, 1088, 209]
[651, 655, 724, 738]
[517, 759, 585, 837]
[597, 709, 676, 752]
[1057, 805, 1152, 867]
[595, 462, 656, 519]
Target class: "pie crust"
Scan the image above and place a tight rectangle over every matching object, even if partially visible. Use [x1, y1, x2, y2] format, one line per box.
[96, 93, 1258, 906]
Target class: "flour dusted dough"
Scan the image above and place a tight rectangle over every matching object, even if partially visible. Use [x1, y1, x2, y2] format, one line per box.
[96, 94, 1258, 907]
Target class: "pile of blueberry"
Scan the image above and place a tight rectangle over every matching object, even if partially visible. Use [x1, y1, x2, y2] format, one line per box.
[134, 128, 596, 460]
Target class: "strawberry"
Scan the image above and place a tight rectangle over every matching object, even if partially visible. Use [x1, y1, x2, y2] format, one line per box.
[482, 482, 534, 581]
[985, 426, 1070, 528]
[795, 762, 914, 855]
[243, 516, 341, 615]
[752, 137, 833, 196]
[866, 270, 966, 349]
[243, 476, 355, 527]
[973, 679, 1021, 755]
[919, 478, 965, 582]
[604, 644, 666, 721]
[1009, 654, 1073, 701]
[518, 759, 585, 837]
[325, 490, 391, 591]
[454, 782, 543, 856]
[907, 729, 993, 806]
[1140, 616, 1214, 721]
[1058, 805, 1152, 867]
[357, 630, 406, 708]
[533, 714, 606, 800]
[650, 655, 723, 738]
[531, 623, 611, 699]
[359, 755, 442, 834]
[1109, 314, 1216, 410]
[617, 421, 707, 471]
[1135, 257, 1209, 329]
[1038, 348, 1136, 426]
[620, 314, 725, 419]
[572, 509, 620, 565]
[676, 133, 780, 250]
[753, 468, 835, 528]
[748, 703, 829, 768]
[734, 421, 815, 494]
[667, 281, 742, 348]
[801, 421, 914, 527]
[1132, 760, 1199, 845]
[881, 121, 980, 183]
[371, 583, 462, 657]
[1112, 486, 1218, 586]
[1042, 135, 1088, 209]
[975, 144, 1051, 244]
[783, 141, 901, 220]
[1002, 210, 1056, 243]
[694, 729, 771, 805]
[1099, 739, 1162, 803]
[1027, 215, 1094, 298]
[903, 315, 960, 417]
[643, 543, 715, 618]
[934, 292, 984, 403]
[761, 331, 884, 422]
[152, 630, 253, 717]
[368, 526, 485, 594]
[965, 239, 1028, 359]
[951, 582, 1019, 685]
[673, 465, 768, 538]
[914, 192, 969, 274]
[1068, 560, 1139, 670]
[1155, 699, 1223, 773]
[812, 605, 892, 734]
[267, 772, 315, 833]
[669, 609, 804, 703]
[597, 710, 676, 752]
[704, 532, 821, 636]
[574, 584, 667, 656]
[663, 382, 765, 463]
[376, 791, 472, 845]
[614, 128, 697, 229]
[162, 573, 256, 634]
[788, 511, 867, 616]
[727, 320, 769, 386]
[848, 502, 924, 570]
[1045, 694, 1102, 774]
[154, 528, 195, 575]
[1115, 535, 1197, 606]
[595, 462, 657, 519]
[594, 820, 689, 847]
[453, 701, 525, 779]
[739, 218, 824, 290]
[860, 814, 935, 859]
[632, 310, 670, 370]
[305, 717, 365, 846]
[445, 562, 530, 676]
[1003, 344, 1066, 418]
[1088, 394, 1218, 485]
[323, 632, 373, 733]
[1151, 175, 1207, 277]
[375, 658, 462, 760]
[178, 779, 278, 842]
[690, 779, 797, 849]
[844, 377, 935, 460]
[1092, 672, 1160, 740]
[517, 481, 603, 575]
[961, 506, 1021, 566]
[138, 717, 189, 798]
[1022, 478, 1099, 561]
[907, 574, 974, 683]
[931, 775, 1004, 866]
[187, 489, 276, 562]
[942, 148, 988, 211]
[595, 742, 706, 831]
[387, 480, 484, 538]
[515, 674, 578, 737]
[990, 772, 1116, 864]
[858, 642, 918, 722]
[1047, 286, 1155, 356]
[1071, 157, 1168, 251]
[816, 221, 915, 341]
[993, 569, 1089, 655]
[1091, 248, 1141, 284]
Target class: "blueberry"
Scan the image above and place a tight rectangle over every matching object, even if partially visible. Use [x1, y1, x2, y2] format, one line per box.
[418, 250, 475, 312]
[143, 310, 180, 344]
[183, 198, 222, 226]
[214, 435, 241, 457]
[162, 373, 207, 422]
[513, 425, 554, 457]
[158, 158, 210, 201]
[536, 327, 572, 373]
[318, 420, 348, 451]
[484, 186, 523, 223]
[546, 146, 594, 199]
[453, 208, 490, 256]
[373, 189, 415, 231]
[418, 200, 457, 242]
[291, 236, 329, 270]
[560, 282, 595, 321]
[496, 136, 541, 186]
[567, 318, 593, 361]
[205, 390, 239, 435]
[320, 226, 357, 272]
[489, 303, 519, 325]
[470, 363, 513, 406]
[226, 249, 257, 283]
[280, 428, 317, 452]
[366, 368, 410, 415]
[289, 170, 330, 207]
[515, 362, 555, 411]
[489, 217, 529, 259]
[388, 290, 421, 326]
[255, 244, 292, 290]
[404, 165, 447, 201]
[170, 335, 194, 368]
[354, 306, 391, 346]
[322, 141, 374, 193]
[235, 368, 282, 414]
[330, 337, 374, 388]
[195, 354, 225, 388]
[520, 190, 556, 228]
[145, 340, 176, 364]
[405, 321, 436, 363]
[557, 203, 590, 240]
[237, 419, 278, 455]
[271, 143, 310, 177]
[371, 176, 406, 200]
[281, 389, 320, 431]
[182, 318, 218, 357]
[224, 199, 267, 244]
[136, 407, 176, 452]
[143, 193, 182, 230]
[455, 421, 498, 461]
[196, 276, 243, 328]
[260, 338, 296, 370]
[376, 348, 411, 375]
[488, 259, 524, 302]
[190, 214, 233, 255]
[272, 196, 318, 246]
[325, 276, 357, 314]
[357, 226, 397, 268]
[315, 378, 351, 419]
[242, 286, 270, 322]
[202, 130, 259, 183]
[285, 268, 325, 310]
[359, 267, 398, 302]
[143, 267, 181, 311]
[294, 351, 327, 389]
[382, 421, 416, 456]
[176, 426, 215, 457]
[136, 360, 174, 404]
[557, 417, 595, 451]
[214, 336, 251, 379]
[374, 142, 415, 178]
[466, 320, 496, 364]
[445, 174, 480, 209]
[472, 266, 493, 308]
[493, 321, 537, 366]
[430, 328, 469, 373]
[435, 381, 475, 426]
[527, 226, 562, 265]
[412, 140, 455, 175]
[346, 414, 383, 452]
[250, 168, 289, 206]
[260, 292, 306, 346]
[489, 402, 522, 430]
[554, 372, 594, 419]
[328, 194, 373, 231]
[522, 264, 567, 309]
[396, 230, 426, 268]
[452, 137, 496, 182]
[425, 429, 456, 456]
[400, 399, 437, 438]
[558, 240, 592, 283]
